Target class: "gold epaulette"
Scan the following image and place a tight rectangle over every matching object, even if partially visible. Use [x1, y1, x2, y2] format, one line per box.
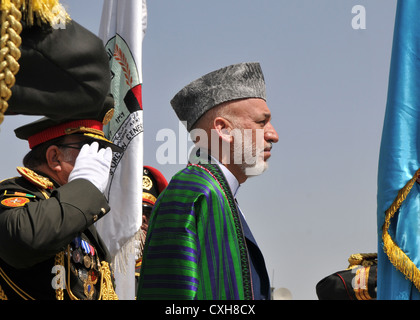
[16, 166, 54, 190]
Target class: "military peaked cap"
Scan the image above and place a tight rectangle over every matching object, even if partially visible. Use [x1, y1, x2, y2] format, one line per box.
[142, 166, 168, 207]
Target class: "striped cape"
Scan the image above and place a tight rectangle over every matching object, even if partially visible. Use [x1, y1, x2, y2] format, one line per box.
[136, 161, 253, 300]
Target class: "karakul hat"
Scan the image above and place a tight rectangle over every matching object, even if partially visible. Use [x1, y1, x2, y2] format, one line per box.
[170, 62, 266, 132]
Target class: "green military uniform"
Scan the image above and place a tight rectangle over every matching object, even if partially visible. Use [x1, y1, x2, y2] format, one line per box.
[0, 167, 116, 300]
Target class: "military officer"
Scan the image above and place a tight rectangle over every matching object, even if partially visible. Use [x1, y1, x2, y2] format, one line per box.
[135, 166, 168, 284]
[0, 3, 123, 300]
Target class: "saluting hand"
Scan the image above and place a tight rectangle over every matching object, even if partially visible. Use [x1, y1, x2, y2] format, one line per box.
[68, 142, 112, 193]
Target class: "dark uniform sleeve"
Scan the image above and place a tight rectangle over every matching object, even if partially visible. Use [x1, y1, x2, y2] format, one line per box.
[0, 178, 110, 269]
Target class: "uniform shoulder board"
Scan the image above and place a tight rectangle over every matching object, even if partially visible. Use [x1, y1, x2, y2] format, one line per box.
[16, 167, 54, 190]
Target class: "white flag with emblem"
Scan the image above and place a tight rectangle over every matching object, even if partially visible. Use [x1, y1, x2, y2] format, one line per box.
[96, 0, 147, 300]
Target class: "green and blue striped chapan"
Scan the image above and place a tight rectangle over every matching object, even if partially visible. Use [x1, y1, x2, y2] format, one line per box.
[137, 158, 252, 300]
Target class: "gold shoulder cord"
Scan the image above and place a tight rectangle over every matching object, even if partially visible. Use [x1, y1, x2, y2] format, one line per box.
[382, 168, 420, 291]
[0, 0, 22, 125]
[98, 261, 119, 300]
[0, 0, 71, 125]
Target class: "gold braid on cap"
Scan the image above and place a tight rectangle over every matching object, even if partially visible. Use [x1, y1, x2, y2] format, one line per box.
[347, 253, 377, 269]
[0, 0, 70, 125]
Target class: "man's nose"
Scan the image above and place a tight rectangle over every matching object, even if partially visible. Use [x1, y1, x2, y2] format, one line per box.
[265, 122, 279, 143]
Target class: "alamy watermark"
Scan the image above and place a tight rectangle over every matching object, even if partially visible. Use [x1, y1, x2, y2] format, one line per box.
[155, 121, 269, 177]
[352, 5, 366, 30]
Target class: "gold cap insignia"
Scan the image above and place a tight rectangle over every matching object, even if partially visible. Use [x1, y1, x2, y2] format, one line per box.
[143, 176, 153, 191]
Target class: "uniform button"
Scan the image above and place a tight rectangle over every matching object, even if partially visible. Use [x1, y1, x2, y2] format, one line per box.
[100, 208, 106, 214]
[93, 215, 98, 222]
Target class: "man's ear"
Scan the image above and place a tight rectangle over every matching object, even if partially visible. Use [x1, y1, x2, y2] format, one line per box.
[45, 145, 63, 173]
[214, 117, 233, 143]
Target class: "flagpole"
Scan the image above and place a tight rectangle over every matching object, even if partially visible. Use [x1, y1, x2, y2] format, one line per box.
[96, 0, 147, 300]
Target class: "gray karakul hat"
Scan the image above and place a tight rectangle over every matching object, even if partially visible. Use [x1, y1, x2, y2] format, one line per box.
[170, 62, 266, 132]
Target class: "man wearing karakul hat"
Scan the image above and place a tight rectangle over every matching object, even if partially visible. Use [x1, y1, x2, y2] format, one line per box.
[0, 1, 120, 300]
[137, 62, 279, 300]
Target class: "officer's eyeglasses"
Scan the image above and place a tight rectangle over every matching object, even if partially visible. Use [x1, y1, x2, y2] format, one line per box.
[56, 141, 108, 150]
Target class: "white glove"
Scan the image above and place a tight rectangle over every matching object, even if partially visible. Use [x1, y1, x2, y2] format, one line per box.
[68, 142, 112, 193]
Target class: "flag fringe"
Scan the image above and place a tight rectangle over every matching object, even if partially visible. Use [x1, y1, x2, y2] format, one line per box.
[111, 228, 146, 275]
[382, 168, 420, 291]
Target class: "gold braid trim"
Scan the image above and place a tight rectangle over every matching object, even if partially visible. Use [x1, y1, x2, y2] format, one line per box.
[1, 0, 70, 27]
[0, 0, 22, 125]
[98, 261, 118, 300]
[354, 266, 373, 300]
[0, 282, 7, 300]
[347, 253, 377, 269]
[0, 265, 34, 299]
[54, 250, 65, 300]
[382, 168, 420, 291]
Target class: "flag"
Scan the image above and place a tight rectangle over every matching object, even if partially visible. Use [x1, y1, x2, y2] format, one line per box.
[377, 0, 420, 300]
[96, 0, 147, 300]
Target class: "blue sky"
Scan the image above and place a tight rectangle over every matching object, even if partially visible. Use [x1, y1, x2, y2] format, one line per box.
[0, 0, 398, 299]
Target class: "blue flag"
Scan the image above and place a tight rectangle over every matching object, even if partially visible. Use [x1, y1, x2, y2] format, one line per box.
[378, 0, 420, 300]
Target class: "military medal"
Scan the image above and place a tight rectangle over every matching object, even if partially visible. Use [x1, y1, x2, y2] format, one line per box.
[83, 254, 91, 268]
[89, 270, 98, 284]
[83, 275, 96, 300]
[81, 239, 90, 254]
[73, 236, 81, 248]
[72, 248, 82, 264]
[78, 269, 88, 281]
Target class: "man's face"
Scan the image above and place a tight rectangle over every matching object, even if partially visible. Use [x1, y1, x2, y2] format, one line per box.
[227, 98, 279, 177]
[56, 136, 98, 184]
